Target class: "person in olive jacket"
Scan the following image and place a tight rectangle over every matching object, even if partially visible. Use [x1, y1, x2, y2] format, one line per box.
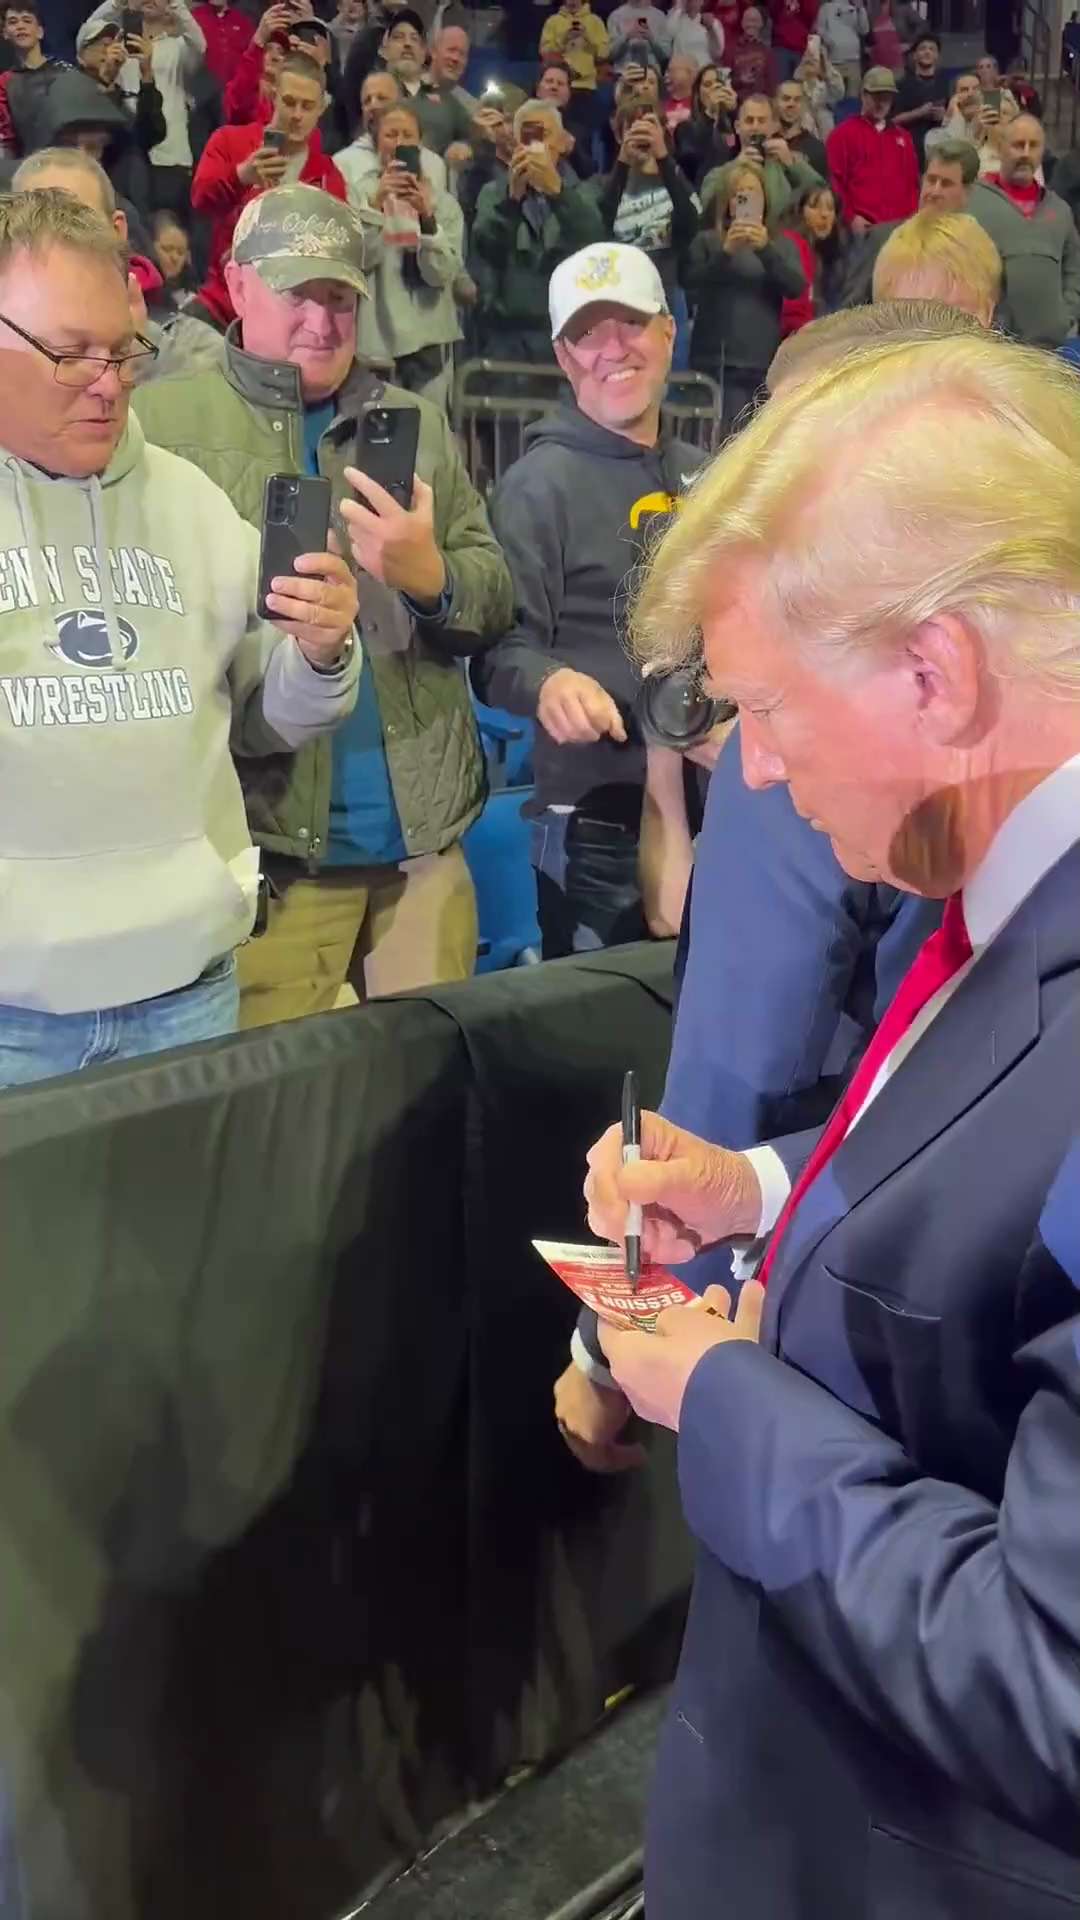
[136, 185, 513, 1025]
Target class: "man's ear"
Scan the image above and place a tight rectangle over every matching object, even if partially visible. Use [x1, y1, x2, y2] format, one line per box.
[223, 255, 244, 315]
[906, 613, 987, 747]
[113, 207, 128, 242]
[553, 336, 572, 378]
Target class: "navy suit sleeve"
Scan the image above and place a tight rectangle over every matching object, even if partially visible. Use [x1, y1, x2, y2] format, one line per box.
[677, 1164, 1080, 1845]
[661, 738, 878, 1148]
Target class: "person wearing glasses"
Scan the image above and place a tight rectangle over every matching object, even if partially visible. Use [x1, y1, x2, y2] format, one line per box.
[0, 187, 359, 1087]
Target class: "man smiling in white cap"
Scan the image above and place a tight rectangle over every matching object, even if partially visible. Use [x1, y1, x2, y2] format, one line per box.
[474, 241, 707, 957]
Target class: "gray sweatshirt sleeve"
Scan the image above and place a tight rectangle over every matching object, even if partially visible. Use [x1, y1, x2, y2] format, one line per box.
[225, 518, 360, 754]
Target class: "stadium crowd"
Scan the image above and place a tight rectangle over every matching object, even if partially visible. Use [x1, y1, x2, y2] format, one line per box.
[0, 0, 1078, 1083]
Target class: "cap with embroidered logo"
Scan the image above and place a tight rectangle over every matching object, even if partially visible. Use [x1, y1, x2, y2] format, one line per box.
[549, 242, 669, 340]
[231, 185, 369, 299]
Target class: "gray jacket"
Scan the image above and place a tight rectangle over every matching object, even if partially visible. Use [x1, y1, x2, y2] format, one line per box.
[971, 178, 1080, 347]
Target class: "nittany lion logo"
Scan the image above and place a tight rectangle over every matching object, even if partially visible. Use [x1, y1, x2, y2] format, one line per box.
[574, 248, 621, 294]
[50, 608, 139, 668]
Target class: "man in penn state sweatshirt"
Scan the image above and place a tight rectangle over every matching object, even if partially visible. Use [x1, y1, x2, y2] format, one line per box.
[474, 242, 707, 958]
[0, 187, 359, 1086]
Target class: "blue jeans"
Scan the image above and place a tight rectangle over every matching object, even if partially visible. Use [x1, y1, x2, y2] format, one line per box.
[531, 810, 647, 960]
[0, 956, 239, 1090]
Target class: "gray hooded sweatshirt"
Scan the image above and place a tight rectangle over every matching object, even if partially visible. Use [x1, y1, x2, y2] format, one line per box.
[0, 415, 358, 1015]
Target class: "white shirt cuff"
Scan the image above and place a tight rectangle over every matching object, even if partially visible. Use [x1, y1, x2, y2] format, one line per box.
[570, 1326, 618, 1391]
[742, 1144, 791, 1236]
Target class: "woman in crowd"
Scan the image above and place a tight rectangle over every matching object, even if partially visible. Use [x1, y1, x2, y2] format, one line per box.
[779, 181, 846, 333]
[865, 0, 905, 75]
[674, 61, 737, 186]
[686, 160, 803, 432]
[589, 94, 699, 331]
[150, 208, 195, 306]
[352, 101, 463, 409]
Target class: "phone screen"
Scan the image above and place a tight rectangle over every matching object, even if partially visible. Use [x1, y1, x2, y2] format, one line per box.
[395, 142, 421, 174]
[983, 86, 1002, 110]
[263, 127, 286, 151]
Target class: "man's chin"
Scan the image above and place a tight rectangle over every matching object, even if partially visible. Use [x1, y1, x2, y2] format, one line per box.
[828, 835, 882, 882]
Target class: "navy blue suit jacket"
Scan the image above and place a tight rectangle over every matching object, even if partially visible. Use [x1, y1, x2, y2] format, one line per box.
[648, 836, 1080, 1919]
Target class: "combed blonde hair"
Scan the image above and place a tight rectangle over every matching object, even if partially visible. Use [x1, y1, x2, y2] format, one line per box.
[0, 187, 125, 277]
[872, 210, 1002, 317]
[631, 331, 1080, 698]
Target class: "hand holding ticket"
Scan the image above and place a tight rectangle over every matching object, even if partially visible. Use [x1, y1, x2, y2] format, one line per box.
[534, 1239, 696, 1333]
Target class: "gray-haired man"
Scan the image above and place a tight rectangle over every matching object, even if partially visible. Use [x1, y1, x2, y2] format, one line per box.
[471, 98, 605, 359]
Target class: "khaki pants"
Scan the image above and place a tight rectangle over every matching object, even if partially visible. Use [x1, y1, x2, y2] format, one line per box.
[237, 845, 478, 1029]
[838, 58, 863, 95]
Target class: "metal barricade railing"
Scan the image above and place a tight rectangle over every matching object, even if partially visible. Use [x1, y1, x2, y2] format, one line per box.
[451, 359, 723, 496]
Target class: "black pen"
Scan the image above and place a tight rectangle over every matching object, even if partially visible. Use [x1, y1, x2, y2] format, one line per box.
[622, 1068, 642, 1290]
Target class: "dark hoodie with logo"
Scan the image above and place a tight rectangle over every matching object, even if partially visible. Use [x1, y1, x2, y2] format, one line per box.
[473, 403, 706, 823]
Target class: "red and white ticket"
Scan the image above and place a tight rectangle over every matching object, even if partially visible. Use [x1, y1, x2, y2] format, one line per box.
[533, 1239, 697, 1333]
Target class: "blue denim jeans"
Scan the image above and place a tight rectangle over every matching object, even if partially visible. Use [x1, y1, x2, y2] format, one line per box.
[531, 810, 648, 960]
[0, 956, 239, 1090]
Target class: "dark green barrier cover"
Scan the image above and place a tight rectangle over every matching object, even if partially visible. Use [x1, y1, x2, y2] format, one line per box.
[0, 945, 689, 1920]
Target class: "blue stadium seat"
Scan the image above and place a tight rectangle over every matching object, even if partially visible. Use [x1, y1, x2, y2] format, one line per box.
[474, 699, 536, 791]
[464, 786, 542, 973]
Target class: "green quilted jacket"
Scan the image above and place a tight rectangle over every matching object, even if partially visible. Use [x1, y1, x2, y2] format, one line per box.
[134, 336, 513, 866]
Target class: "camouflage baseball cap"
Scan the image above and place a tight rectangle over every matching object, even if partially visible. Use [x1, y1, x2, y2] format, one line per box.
[231, 185, 368, 299]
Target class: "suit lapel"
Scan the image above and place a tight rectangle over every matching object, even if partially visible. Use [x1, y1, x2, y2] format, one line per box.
[765, 839, 1080, 1321]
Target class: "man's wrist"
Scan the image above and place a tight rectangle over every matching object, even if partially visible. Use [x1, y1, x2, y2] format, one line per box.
[400, 548, 447, 610]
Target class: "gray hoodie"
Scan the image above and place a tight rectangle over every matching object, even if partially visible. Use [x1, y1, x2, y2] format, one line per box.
[971, 178, 1080, 348]
[0, 415, 358, 1015]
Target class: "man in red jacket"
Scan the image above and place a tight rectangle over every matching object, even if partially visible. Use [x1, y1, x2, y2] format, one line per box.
[770, 0, 818, 83]
[192, 0, 253, 86]
[826, 65, 919, 236]
[189, 48, 346, 329]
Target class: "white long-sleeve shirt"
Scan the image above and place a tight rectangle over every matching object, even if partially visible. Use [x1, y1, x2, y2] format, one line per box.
[81, 0, 206, 166]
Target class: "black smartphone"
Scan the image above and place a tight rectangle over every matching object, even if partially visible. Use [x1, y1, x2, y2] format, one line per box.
[627, 36, 650, 64]
[394, 141, 421, 174]
[983, 86, 1002, 111]
[354, 404, 421, 510]
[263, 126, 286, 151]
[256, 472, 332, 620]
[122, 6, 143, 36]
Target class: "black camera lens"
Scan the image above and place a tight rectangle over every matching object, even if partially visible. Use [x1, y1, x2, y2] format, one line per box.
[637, 667, 735, 750]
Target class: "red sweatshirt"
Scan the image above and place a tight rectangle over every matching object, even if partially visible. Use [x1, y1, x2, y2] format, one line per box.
[825, 113, 919, 226]
[223, 36, 272, 125]
[780, 227, 815, 335]
[192, 2, 254, 85]
[190, 121, 347, 326]
[771, 0, 819, 57]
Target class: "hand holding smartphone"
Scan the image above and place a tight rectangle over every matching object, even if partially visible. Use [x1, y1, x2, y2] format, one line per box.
[256, 473, 332, 620]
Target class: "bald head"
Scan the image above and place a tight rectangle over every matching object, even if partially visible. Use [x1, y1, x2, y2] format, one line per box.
[1000, 112, 1044, 185]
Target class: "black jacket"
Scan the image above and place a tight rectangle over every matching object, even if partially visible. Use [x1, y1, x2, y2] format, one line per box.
[686, 226, 804, 372]
[474, 406, 706, 820]
[587, 154, 700, 301]
[674, 111, 735, 188]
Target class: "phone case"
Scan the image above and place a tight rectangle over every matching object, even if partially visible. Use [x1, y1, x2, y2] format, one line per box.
[256, 474, 332, 621]
[354, 405, 421, 511]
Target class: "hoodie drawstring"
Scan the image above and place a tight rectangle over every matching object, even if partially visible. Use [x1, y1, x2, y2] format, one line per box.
[89, 473, 126, 670]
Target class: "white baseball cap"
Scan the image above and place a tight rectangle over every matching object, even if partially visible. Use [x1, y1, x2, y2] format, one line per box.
[549, 243, 669, 340]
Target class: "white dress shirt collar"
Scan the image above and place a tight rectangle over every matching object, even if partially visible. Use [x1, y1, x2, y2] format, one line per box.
[962, 749, 1080, 951]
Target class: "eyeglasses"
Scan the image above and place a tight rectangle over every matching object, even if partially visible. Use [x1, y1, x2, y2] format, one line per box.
[0, 311, 159, 388]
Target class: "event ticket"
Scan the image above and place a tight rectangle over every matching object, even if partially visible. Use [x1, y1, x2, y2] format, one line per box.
[533, 1239, 696, 1334]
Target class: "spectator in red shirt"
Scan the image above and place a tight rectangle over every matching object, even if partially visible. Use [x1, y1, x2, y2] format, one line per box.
[189, 48, 346, 329]
[826, 64, 918, 235]
[224, 0, 292, 123]
[192, 0, 253, 86]
[729, 6, 778, 100]
[770, 0, 818, 83]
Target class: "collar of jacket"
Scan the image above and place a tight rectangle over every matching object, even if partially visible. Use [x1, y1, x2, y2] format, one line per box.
[222, 324, 385, 423]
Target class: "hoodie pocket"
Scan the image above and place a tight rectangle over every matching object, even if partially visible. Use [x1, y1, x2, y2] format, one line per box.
[0, 835, 257, 1017]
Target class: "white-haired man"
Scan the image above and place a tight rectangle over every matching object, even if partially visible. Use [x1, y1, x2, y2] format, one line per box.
[581, 329, 1080, 1915]
[471, 98, 604, 360]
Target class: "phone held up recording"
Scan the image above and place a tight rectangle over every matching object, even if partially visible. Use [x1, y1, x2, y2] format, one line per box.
[354, 404, 421, 511]
[256, 473, 332, 621]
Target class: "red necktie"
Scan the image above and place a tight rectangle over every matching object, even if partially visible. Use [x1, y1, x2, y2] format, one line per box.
[757, 893, 973, 1288]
